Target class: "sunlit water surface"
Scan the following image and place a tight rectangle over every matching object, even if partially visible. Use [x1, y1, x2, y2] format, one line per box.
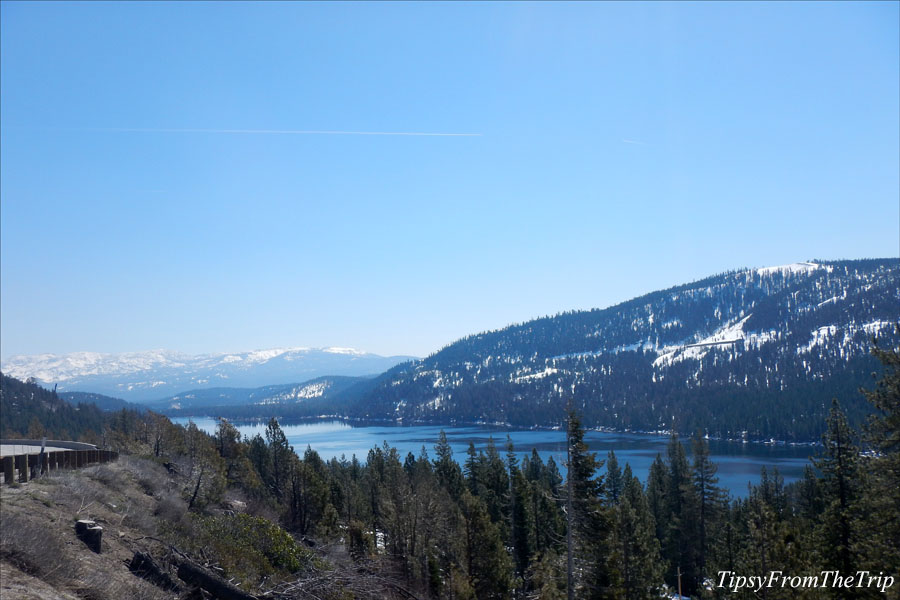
[174, 418, 816, 499]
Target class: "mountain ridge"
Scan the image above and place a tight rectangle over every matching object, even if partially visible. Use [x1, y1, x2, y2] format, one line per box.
[1, 347, 416, 402]
[5, 258, 898, 441]
[335, 258, 899, 440]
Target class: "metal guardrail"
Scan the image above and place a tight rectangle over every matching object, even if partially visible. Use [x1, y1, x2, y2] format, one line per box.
[0, 440, 118, 485]
[0, 439, 98, 452]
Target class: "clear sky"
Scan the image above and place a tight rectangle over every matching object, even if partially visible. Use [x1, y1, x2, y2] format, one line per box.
[1, 1, 898, 359]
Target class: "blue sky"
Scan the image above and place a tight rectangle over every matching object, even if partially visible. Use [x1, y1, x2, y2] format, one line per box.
[1, 2, 898, 359]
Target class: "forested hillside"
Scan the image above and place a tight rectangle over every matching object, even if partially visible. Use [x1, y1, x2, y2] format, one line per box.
[340, 259, 899, 440]
[2, 345, 898, 599]
[0, 373, 109, 441]
[60, 390, 145, 412]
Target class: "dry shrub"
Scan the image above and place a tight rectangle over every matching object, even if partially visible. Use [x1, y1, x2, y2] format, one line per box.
[68, 568, 172, 600]
[120, 455, 169, 496]
[154, 488, 188, 525]
[0, 512, 78, 581]
[44, 471, 118, 520]
[1, 507, 171, 600]
[121, 506, 159, 535]
[84, 463, 129, 492]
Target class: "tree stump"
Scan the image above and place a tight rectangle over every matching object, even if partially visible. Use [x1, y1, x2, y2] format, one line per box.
[75, 519, 103, 553]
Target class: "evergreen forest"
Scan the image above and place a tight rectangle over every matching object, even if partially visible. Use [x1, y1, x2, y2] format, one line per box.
[1, 338, 898, 598]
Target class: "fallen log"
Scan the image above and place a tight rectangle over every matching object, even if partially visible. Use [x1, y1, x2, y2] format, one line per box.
[129, 551, 182, 592]
[175, 558, 259, 600]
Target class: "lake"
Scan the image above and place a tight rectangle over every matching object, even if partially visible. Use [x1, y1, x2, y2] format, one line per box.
[174, 418, 817, 499]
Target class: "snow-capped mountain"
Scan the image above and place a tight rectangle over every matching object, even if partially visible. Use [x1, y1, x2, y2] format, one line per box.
[337, 259, 899, 440]
[1, 347, 416, 402]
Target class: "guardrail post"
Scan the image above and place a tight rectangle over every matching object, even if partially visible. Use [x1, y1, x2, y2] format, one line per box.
[16, 455, 29, 482]
[2, 457, 14, 484]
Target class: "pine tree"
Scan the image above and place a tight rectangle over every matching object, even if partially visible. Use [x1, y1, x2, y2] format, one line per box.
[265, 418, 292, 501]
[815, 400, 864, 597]
[691, 432, 726, 585]
[459, 490, 513, 600]
[606, 450, 624, 505]
[615, 465, 664, 600]
[480, 437, 511, 534]
[434, 430, 465, 500]
[860, 338, 900, 574]
[464, 441, 484, 495]
[566, 410, 619, 599]
[645, 454, 668, 547]
[506, 436, 534, 588]
[662, 433, 701, 596]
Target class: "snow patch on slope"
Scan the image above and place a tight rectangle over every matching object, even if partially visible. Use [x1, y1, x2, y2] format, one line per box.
[755, 262, 832, 276]
[653, 315, 780, 367]
[796, 320, 895, 355]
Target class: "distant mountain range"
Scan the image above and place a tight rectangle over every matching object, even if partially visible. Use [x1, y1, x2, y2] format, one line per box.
[145, 376, 367, 412]
[4, 259, 898, 441]
[183, 259, 896, 441]
[1, 347, 416, 402]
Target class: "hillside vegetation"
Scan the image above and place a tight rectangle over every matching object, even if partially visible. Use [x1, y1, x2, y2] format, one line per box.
[1, 338, 899, 599]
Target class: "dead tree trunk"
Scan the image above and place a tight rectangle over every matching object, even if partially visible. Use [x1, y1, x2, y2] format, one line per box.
[175, 558, 259, 600]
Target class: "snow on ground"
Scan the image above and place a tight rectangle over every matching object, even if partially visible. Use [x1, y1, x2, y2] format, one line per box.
[797, 320, 894, 355]
[653, 315, 780, 368]
[323, 347, 367, 355]
[0, 350, 187, 382]
[800, 325, 839, 353]
[1, 346, 370, 383]
[294, 381, 330, 400]
[514, 367, 559, 383]
[243, 348, 296, 364]
[755, 261, 832, 276]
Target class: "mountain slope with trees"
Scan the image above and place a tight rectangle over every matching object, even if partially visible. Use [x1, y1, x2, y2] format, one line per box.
[2, 342, 899, 599]
[340, 259, 899, 440]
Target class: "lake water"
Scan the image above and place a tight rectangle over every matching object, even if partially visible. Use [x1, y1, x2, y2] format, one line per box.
[174, 418, 817, 499]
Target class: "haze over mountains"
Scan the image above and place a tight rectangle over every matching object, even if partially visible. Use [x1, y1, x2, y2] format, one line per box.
[0, 347, 416, 401]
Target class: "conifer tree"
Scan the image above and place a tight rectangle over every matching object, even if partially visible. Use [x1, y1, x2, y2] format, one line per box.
[464, 441, 484, 495]
[645, 454, 669, 547]
[662, 433, 701, 596]
[691, 432, 726, 584]
[815, 400, 862, 583]
[434, 430, 465, 501]
[615, 465, 664, 600]
[265, 418, 292, 501]
[860, 339, 900, 574]
[506, 436, 535, 588]
[459, 490, 513, 600]
[606, 450, 624, 505]
[566, 410, 619, 599]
